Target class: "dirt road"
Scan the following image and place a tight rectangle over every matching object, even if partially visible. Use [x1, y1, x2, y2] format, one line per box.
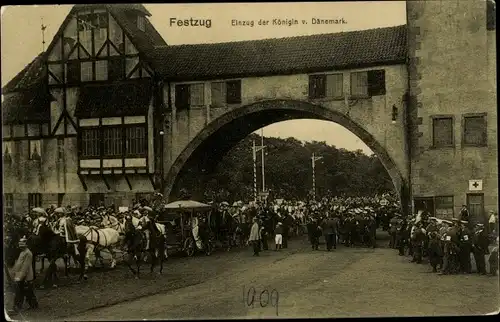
[70, 239, 498, 319]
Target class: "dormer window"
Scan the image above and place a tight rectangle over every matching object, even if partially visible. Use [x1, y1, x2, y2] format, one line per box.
[137, 16, 145, 31]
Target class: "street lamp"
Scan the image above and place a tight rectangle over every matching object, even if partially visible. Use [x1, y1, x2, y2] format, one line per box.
[311, 153, 323, 201]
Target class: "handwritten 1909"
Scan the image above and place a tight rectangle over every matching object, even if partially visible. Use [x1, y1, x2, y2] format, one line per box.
[243, 286, 279, 316]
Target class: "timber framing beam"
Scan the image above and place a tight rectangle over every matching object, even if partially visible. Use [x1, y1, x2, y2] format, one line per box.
[102, 174, 111, 190]
[124, 175, 133, 191]
[78, 173, 88, 191]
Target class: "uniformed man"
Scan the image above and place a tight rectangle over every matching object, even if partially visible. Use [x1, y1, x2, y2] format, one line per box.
[472, 223, 489, 275]
[411, 222, 426, 264]
[440, 219, 460, 275]
[488, 237, 498, 276]
[428, 231, 443, 272]
[458, 221, 473, 274]
[397, 219, 409, 256]
[10, 236, 38, 314]
[389, 214, 400, 249]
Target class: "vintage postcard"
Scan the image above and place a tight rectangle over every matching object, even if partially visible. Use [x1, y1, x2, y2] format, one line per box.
[1, 2, 498, 321]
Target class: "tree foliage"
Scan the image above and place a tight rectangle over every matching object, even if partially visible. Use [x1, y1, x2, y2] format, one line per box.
[202, 134, 394, 202]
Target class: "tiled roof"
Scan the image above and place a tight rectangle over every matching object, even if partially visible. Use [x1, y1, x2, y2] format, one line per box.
[2, 89, 53, 124]
[150, 25, 407, 81]
[75, 79, 153, 118]
[2, 53, 46, 94]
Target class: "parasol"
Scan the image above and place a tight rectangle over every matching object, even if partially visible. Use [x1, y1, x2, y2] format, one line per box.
[32, 207, 46, 214]
[164, 200, 212, 210]
[54, 207, 67, 214]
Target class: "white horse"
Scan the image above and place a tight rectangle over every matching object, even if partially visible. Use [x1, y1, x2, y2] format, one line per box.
[75, 224, 121, 269]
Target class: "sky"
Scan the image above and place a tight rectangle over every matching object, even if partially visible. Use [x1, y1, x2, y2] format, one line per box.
[1, 2, 407, 155]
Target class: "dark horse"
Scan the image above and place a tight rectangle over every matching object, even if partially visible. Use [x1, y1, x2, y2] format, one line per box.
[28, 224, 87, 287]
[123, 218, 165, 278]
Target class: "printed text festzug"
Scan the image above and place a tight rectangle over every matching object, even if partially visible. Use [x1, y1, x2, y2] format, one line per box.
[170, 18, 212, 28]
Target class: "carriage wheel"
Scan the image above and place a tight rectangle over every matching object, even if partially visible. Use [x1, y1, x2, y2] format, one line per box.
[184, 237, 195, 257]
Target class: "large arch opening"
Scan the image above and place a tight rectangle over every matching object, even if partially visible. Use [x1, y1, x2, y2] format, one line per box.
[165, 99, 409, 214]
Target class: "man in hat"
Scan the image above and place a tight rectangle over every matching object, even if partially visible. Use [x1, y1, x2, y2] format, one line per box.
[488, 210, 498, 235]
[428, 231, 443, 272]
[10, 236, 38, 314]
[274, 222, 283, 251]
[138, 206, 159, 251]
[389, 214, 400, 249]
[458, 221, 473, 274]
[460, 205, 470, 222]
[248, 217, 261, 256]
[472, 223, 489, 275]
[307, 217, 320, 250]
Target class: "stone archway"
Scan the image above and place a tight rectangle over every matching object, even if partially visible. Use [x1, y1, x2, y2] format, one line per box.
[164, 99, 409, 213]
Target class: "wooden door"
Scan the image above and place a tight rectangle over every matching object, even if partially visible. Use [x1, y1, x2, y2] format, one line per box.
[467, 193, 485, 224]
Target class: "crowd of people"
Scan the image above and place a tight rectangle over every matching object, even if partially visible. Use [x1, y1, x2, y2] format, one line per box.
[5, 191, 499, 316]
[388, 208, 499, 276]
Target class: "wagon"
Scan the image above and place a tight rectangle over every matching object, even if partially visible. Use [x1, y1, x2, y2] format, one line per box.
[156, 200, 215, 257]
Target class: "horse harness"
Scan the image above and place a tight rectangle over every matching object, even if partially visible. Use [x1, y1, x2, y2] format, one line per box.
[83, 227, 109, 248]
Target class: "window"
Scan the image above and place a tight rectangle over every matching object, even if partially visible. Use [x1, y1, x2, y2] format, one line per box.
[29, 140, 42, 160]
[125, 126, 147, 157]
[57, 138, 64, 161]
[350, 70, 386, 97]
[108, 57, 124, 80]
[226, 80, 242, 104]
[190, 83, 205, 107]
[367, 70, 386, 96]
[435, 196, 454, 219]
[463, 115, 487, 146]
[4, 194, 14, 215]
[92, 12, 109, 29]
[309, 74, 326, 99]
[175, 84, 190, 111]
[81, 61, 93, 82]
[326, 74, 343, 98]
[211, 82, 226, 107]
[103, 127, 123, 157]
[66, 61, 81, 83]
[350, 72, 368, 97]
[432, 117, 453, 147]
[137, 16, 145, 31]
[81, 128, 100, 158]
[95, 60, 108, 81]
[28, 193, 42, 210]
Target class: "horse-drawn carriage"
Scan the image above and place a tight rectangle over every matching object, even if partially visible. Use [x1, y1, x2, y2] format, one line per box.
[156, 200, 215, 257]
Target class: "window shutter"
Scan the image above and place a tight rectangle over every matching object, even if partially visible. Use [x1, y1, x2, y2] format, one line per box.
[367, 69, 386, 96]
[326, 74, 343, 98]
[226, 80, 242, 104]
[464, 116, 486, 145]
[211, 82, 226, 107]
